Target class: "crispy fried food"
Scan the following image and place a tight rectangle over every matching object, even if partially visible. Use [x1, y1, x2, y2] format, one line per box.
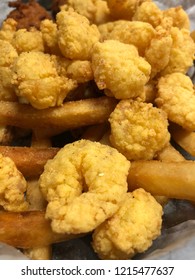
[128, 160, 195, 201]
[92, 40, 151, 99]
[0, 126, 13, 145]
[39, 140, 130, 234]
[160, 27, 195, 75]
[156, 73, 195, 131]
[0, 18, 17, 42]
[0, 39, 18, 101]
[0, 97, 117, 131]
[163, 6, 190, 30]
[0, 211, 80, 248]
[169, 123, 195, 157]
[66, 60, 93, 83]
[11, 51, 77, 109]
[60, 0, 97, 22]
[0, 39, 18, 67]
[144, 80, 157, 103]
[11, 28, 44, 54]
[107, 0, 151, 20]
[24, 246, 52, 260]
[132, 1, 163, 27]
[98, 20, 156, 56]
[0, 146, 59, 178]
[144, 26, 173, 78]
[156, 143, 185, 162]
[82, 123, 109, 142]
[40, 19, 61, 55]
[92, 189, 162, 260]
[59, 0, 110, 25]
[56, 10, 100, 60]
[109, 99, 170, 161]
[0, 153, 28, 211]
[7, 0, 52, 30]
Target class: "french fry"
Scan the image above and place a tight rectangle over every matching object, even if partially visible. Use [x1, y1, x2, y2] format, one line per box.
[0, 97, 117, 131]
[128, 160, 195, 201]
[24, 133, 52, 260]
[0, 211, 80, 249]
[82, 123, 109, 142]
[156, 143, 185, 162]
[0, 146, 59, 178]
[169, 123, 195, 156]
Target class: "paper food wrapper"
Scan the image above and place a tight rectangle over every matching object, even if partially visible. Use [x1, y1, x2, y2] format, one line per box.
[0, 0, 195, 260]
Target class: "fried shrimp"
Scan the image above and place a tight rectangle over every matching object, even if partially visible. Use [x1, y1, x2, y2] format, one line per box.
[39, 140, 130, 234]
[144, 26, 173, 78]
[0, 153, 29, 212]
[92, 188, 163, 260]
[107, 0, 152, 20]
[11, 28, 44, 54]
[132, 1, 163, 28]
[0, 39, 18, 101]
[109, 99, 170, 161]
[98, 20, 156, 56]
[156, 73, 195, 131]
[92, 40, 151, 99]
[160, 27, 195, 75]
[11, 51, 77, 109]
[56, 10, 100, 60]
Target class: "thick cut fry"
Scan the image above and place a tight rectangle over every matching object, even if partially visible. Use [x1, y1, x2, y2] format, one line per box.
[0, 146, 59, 178]
[82, 123, 109, 142]
[128, 160, 195, 201]
[0, 97, 117, 131]
[0, 211, 79, 249]
[169, 123, 195, 156]
[156, 143, 185, 162]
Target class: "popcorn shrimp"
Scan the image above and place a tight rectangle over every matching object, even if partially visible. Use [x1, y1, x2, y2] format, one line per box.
[92, 40, 151, 99]
[109, 99, 170, 160]
[92, 189, 162, 260]
[0, 153, 28, 212]
[39, 140, 130, 234]
[56, 10, 100, 60]
[156, 73, 195, 131]
[11, 51, 77, 109]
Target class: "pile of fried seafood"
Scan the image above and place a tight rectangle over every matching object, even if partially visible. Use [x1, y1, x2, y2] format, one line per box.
[0, 0, 195, 260]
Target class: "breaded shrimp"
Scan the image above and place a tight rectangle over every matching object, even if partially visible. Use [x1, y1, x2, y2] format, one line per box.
[66, 60, 93, 83]
[98, 20, 156, 56]
[92, 188, 163, 260]
[40, 19, 61, 55]
[109, 99, 170, 160]
[160, 27, 195, 75]
[156, 73, 195, 131]
[39, 139, 130, 234]
[60, 0, 97, 23]
[163, 6, 190, 30]
[0, 39, 18, 101]
[51, 55, 93, 83]
[0, 153, 29, 211]
[107, 0, 152, 20]
[56, 10, 100, 60]
[144, 26, 173, 78]
[0, 18, 17, 43]
[132, 1, 163, 28]
[12, 51, 77, 109]
[92, 40, 151, 99]
[11, 28, 44, 54]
